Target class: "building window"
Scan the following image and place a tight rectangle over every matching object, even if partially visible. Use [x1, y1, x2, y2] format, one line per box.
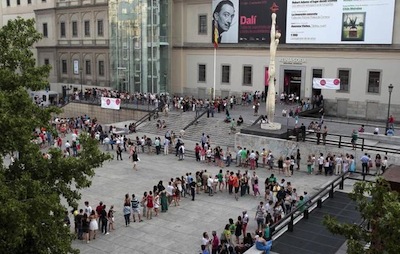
[198, 64, 206, 82]
[97, 20, 104, 36]
[84, 20, 90, 37]
[98, 61, 104, 76]
[44, 58, 49, 65]
[243, 66, 252, 86]
[312, 69, 323, 78]
[42, 23, 48, 37]
[198, 15, 207, 35]
[42, 0, 46, 2]
[221, 65, 230, 83]
[28, 0, 32, 4]
[85, 60, 91, 75]
[60, 22, 66, 37]
[6, 0, 10, 6]
[61, 60, 67, 74]
[338, 69, 350, 92]
[17, 0, 20, 5]
[72, 21, 78, 37]
[367, 71, 380, 94]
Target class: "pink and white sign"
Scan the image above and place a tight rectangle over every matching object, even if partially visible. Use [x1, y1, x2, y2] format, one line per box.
[312, 78, 341, 90]
[101, 97, 121, 110]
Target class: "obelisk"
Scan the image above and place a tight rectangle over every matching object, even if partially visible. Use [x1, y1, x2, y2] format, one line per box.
[263, 11, 281, 130]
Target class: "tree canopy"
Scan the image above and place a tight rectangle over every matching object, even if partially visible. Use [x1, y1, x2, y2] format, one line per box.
[0, 18, 110, 253]
[323, 178, 400, 254]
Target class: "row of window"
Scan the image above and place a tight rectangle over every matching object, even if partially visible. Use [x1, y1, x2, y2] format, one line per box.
[198, 64, 382, 93]
[58, 60, 105, 76]
[42, 20, 104, 38]
[6, 0, 46, 6]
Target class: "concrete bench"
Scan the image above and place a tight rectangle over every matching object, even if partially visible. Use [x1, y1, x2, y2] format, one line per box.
[244, 245, 264, 254]
[359, 132, 400, 145]
[244, 245, 279, 254]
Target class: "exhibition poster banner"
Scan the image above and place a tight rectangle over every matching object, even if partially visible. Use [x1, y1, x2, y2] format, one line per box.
[286, 0, 395, 44]
[312, 78, 341, 90]
[101, 97, 121, 110]
[211, 0, 287, 44]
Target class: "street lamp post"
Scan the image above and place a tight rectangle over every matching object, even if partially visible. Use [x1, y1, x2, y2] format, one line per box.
[80, 67, 83, 100]
[385, 84, 394, 135]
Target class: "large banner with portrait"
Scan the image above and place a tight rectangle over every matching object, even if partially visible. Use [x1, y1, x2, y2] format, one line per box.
[212, 0, 287, 44]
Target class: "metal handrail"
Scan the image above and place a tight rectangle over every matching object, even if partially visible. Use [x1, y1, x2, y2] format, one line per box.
[135, 103, 164, 128]
[251, 115, 264, 126]
[183, 108, 207, 130]
[270, 171, 375, 237]
[287, 129, 400, 155]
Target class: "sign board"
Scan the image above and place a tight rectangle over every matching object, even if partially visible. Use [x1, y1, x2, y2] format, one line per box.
[101, 97, 121, 110]
[312, 78, 341, 90]
[73, 60, 79, 75]
[286, 0, 395, 44]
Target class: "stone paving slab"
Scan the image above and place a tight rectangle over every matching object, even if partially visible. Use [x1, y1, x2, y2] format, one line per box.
[71, 129, 347, 254]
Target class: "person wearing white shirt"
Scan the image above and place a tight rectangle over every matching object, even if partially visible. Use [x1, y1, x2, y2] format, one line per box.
[163, 138, 170, 155]
[71, 132, 78, 142]
[207, 176, 214, 196]
[335, 154, 343, 175]
[103, 137, 110, 151]
[166, 183, 174, 204]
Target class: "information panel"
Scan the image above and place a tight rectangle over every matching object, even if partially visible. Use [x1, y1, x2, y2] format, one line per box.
[286, 0, 395, 44]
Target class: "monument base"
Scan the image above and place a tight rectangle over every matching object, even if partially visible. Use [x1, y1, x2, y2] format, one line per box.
[261, 122, 282, 130]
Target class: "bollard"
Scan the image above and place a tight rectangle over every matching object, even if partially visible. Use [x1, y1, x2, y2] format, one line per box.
[288, 217, 294, 232]
[317, 199, 322, 208]
[304, 209, 309, 219]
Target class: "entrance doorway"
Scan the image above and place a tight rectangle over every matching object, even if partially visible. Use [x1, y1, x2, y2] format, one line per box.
[312, 69, 323, 97]
[284, 70, 302, 97]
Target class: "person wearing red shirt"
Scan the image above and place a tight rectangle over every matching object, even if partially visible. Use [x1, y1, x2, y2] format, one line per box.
[388, 115, 395, 129]
[211, 231, 220, 254]
[195, 143, 201, 162]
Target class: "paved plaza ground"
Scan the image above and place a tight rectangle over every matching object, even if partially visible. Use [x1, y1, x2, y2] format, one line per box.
[67, 101, 390, 254]
[71, 132, 359, 254]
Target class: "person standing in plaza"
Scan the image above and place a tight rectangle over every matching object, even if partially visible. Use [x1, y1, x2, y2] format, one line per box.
[296, 149, 301, 171]
[360, 153, 369, 175]
[100, 204, 109, 235]
[322, 126, 328, 145]
[381, 156, 388, 174]
[335, 154, 343, 175]
[108, 205, 115, 232]
[89, 210, 98, 240]
[123, 194, 131, 227]
[351, 129, 358, 150]
[306, 155, 313, 175]
[388, 114, 395, 129]
[131, 150, 139, 170]
[233, 173, 240, 201]
[211, 231, 220, 254]
[375, 154, 382, 175]
[131, 194, 143, 222]
[255, 202, 265, 232]
[146, 191, 154, 220]
[242, 210, 249, 237]
[155, 137, 161, 155]
[349, 155, 356, 176]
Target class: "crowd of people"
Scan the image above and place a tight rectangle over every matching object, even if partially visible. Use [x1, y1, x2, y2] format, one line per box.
[34, 92, 396, 253]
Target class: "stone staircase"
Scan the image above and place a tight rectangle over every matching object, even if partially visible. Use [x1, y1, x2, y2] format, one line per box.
[136, 107, 259, 148]
[136, 110, 196, 137]
[183, 115, 250, 148]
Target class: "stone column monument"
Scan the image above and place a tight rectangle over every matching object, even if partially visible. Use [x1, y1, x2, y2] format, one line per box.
[262, 11, 281, 130]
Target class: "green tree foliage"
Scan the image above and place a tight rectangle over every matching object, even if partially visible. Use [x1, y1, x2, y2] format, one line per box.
[323, 178, 400, 254]
[0, 18, 111, 253]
